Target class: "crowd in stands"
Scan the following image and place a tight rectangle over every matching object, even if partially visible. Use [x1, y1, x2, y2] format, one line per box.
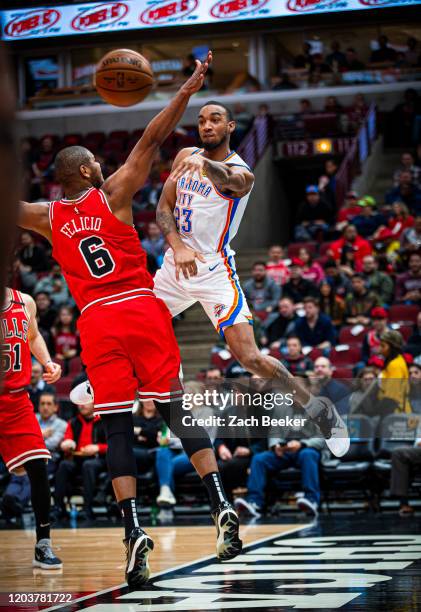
[2, 117, 421, 526]
[271, 36, 421, 92]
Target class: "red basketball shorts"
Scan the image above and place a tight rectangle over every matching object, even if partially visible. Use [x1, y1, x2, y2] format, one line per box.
[78, 294, 183, 416]
[0, 391, 51, 473]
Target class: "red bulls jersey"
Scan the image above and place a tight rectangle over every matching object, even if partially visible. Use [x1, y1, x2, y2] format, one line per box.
[1, 289, 32, 392]
[50, 188, 154, 313]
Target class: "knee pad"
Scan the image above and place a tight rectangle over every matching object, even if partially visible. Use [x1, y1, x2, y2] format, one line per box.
[156, 400, 213, 459]
[101, 413, 137, 479]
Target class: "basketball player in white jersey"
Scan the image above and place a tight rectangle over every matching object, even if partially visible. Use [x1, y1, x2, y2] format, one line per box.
[154, 101, 350, 459]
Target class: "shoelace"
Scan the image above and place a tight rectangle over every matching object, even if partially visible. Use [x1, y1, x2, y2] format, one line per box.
[37, 543, 55, 559]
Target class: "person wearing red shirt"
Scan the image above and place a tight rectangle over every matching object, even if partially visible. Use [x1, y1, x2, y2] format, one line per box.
[329, 224, 373, 267]
[387, 201, 414, 238]
[53, 402, 107, 521]
[336, 191, 361, 229]
[265, 244, 290, 286]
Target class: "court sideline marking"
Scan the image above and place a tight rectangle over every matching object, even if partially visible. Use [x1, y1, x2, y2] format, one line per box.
[43, 523, 311, 611]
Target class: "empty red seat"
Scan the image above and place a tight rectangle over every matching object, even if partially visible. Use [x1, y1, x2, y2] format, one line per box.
[288, 242, 317, 258]
[68, 356, 83, 376]
[109, 130, 129, 141]
[63, 133, 82, 146]
[210, 352, 234, 373]
[255, 310, 269, 322]
[319, 242, 334, 256]
[396, 325, 413, 342]
[308, 347, 322, 361]
[339, 326, 368, 344]
[85, 131, 105, 142]
[54, 376, 73, 400]
[389, 305, 419, 324]
[332, 367, 353, 379]
[330, 346, 360, 366]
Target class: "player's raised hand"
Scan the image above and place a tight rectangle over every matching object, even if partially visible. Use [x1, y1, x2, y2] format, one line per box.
[43, 360, 62, 384]
[170, 154, 205, 183]
[174, 244, 206, 281]
[181, 50, 212, 95]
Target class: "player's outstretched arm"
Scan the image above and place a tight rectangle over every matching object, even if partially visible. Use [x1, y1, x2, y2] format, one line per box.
[102, 51, 212, 222]
[157, 151, 205, 280]
[25, 294, 61, 384]
[170, 154, 254, 197]
[18, 201, 52, 242]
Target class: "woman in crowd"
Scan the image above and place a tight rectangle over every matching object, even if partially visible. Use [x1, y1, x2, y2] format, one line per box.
[318, 279, 345, 327]
[339, 244, 359, 275]
[299, 247, 325, 284]
[378, 330, 410, 413]
[51, 305, 79, 373]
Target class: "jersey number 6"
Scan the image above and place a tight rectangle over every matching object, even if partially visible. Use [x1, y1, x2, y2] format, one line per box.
[79, 236, 115, 278]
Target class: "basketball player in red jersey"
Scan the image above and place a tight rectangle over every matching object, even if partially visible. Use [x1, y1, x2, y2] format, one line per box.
[1, 288, 62, 568]
[18, 52, 242, 588]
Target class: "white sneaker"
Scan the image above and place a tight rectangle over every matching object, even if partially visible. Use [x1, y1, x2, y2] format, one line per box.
[70, 380, 94, 405]
[233, 497, 262, 518]
[297, 497, 319, 518]
[156, 485, 176, 507]
[306, 396, 350, 458]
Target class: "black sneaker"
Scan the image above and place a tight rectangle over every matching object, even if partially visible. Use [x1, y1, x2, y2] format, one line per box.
[124, 527, 154, 588]
[33, 539, 62, 569]
[211, 501, 242, 561]
[308, 397, 350, 458]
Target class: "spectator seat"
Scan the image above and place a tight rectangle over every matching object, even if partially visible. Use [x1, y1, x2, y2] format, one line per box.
[210, 351, 234, 374]
[330, 346, 361, 366]
[389, 305, 419, 324]
[288, 242, 317, 258]
[339, 326, 368, 344]
[319, 242, 334, 256]
[373, 414, 418, 480]
[322, 415, 375, 502]
[332, 366, 353, 379]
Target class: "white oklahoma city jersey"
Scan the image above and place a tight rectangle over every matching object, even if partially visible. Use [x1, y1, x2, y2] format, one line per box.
[153, 149, 254, 337]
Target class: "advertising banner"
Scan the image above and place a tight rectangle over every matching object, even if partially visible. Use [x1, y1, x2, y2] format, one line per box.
[1, 0, 420, 41]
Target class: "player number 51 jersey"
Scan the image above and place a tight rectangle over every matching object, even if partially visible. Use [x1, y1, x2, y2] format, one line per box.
[175, 150, 253, 255]
[1, 289, 32, 393]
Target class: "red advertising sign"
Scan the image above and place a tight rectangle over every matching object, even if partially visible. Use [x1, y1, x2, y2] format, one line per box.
[71, 2, 128, 31]
[4, 8, 60, 38]
[287, 0, 339, 12]
[140, 0, 198, 25]
[210, 0, 269, 18]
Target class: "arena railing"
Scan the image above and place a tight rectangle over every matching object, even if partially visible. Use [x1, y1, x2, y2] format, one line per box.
[335, 103, 377, 209]
[237, 115, 271, 169]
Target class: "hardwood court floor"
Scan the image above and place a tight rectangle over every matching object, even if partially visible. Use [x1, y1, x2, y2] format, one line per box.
[0, 523, 303, 593]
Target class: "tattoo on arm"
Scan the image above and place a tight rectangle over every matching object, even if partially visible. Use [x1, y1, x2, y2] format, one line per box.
[204, 160, 231, 186]
[156, 208, 178, 237]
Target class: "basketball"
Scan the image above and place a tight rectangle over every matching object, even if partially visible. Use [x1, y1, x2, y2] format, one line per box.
[94, 49, 154, 107]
